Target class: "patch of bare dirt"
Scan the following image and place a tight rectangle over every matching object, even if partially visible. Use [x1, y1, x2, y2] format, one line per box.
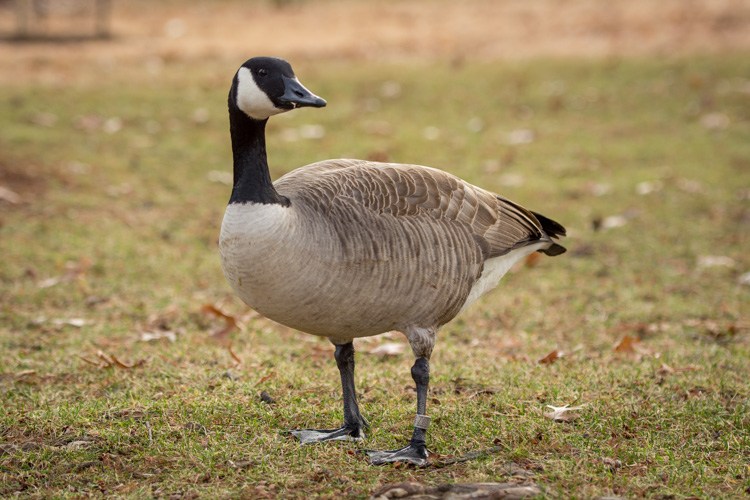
[0, 0, 749, 85]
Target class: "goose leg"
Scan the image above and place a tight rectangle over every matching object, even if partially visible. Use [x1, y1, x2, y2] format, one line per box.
[367, 357, 430, 466]
[290, 341, 368, 444]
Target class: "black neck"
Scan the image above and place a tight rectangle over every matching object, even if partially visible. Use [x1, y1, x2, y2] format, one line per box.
[228, 107, 288, 205]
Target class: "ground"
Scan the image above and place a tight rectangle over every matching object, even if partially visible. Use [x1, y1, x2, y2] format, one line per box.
[0, 1, 749, 498]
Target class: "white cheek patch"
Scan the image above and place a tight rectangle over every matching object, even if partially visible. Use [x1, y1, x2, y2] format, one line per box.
[236, 67, 284, 120]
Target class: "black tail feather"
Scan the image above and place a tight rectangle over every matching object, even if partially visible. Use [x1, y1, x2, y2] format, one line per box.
[531, 211, 567, 256]
[541, 242, 566, 256]
[531, 211, 567, 239]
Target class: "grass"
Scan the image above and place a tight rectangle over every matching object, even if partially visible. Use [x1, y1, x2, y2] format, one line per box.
[1, 53, 749, 498]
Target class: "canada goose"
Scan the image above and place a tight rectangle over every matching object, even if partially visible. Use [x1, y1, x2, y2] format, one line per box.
[219, 57, 566, 466]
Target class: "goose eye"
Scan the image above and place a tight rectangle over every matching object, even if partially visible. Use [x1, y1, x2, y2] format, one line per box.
[257, 68, 268, 77]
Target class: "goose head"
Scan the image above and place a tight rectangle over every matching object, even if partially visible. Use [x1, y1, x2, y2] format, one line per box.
[230, 57, 326, 121]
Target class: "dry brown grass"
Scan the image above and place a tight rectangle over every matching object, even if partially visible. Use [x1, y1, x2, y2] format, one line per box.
[1, 0, 750, 85]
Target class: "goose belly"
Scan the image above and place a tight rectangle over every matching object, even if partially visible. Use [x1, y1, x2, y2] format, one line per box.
[458, 241, 547, 314]
[219, 202, 484, 339]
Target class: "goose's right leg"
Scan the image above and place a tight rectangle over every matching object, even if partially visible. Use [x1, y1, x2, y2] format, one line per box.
[290, 341, 368, 443]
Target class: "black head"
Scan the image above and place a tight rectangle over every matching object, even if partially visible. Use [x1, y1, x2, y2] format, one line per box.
[230, 56, 326, 121]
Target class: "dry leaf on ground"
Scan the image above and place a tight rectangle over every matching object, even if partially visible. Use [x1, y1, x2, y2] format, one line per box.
[227, 343, 242, 366]
[657, 363, 701, 376]
[367, 342, 405, 357]
[52, 318, 90, 328]
[15, 370, 36, 380]
[0, 185, 22, 204]
[614, 334, 640, 353]
[79, 350, 145, 369]
[201, 304, 240, 338]
[37, 257, 92, 289]
[538, 349, 563, 365]
[254, 371, 275, 386]
[697, 255, 736, 269]
[139, 330, 177, 343]
[544, 403, 587, 422]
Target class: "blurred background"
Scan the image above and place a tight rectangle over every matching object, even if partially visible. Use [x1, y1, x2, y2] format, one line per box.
[1, 0, 750, 79]
[1, 1, 749, 498]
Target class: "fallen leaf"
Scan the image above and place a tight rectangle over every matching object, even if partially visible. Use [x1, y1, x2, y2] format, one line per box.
[79, 350, 145, 370]
[657, 363, 675, 375]
[78, 355, 107, 368]
[467, 387, 501, 398]
[368, 342, 405, 357]
[227, 343, 242, 366]
[614, 335, 640, 353]
[139, 330, 177, 343]
[106, 352, 144, 369]
[228, 459, 254, 469]
[600, 214, 628, 229]
[52, 318, 89, 328]
[37, 277, 62, 288]
[697, 255, 735, 269]
[37, 257, 92, 289]
[538, 349, 563, 365]
[544, 403, 587, 422]
[201, 304, 240, 338]
[255, 371, 275, 386]
[635, 180, 663, 195]
[65, 440, 93, 450]
[0, 185, 22, 204]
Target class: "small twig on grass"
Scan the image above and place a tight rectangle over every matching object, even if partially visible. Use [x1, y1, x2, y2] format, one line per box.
[145, 421, 153, 444]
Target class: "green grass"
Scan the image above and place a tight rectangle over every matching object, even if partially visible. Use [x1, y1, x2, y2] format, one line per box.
[1, 54, 749, 498]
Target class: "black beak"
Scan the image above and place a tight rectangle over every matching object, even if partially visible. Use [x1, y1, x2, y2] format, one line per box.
[278, 76, 327, 109]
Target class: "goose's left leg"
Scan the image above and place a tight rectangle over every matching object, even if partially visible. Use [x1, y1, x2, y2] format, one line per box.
[367, 327, 434, 466]
[290, 341, 368, 444]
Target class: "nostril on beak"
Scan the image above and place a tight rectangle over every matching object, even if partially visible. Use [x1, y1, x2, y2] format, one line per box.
[294, 90, 305, 98]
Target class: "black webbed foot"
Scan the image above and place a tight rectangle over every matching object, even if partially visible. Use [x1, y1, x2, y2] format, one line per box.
[290, 425, 365, 444]
[366, 441, 429, 467]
